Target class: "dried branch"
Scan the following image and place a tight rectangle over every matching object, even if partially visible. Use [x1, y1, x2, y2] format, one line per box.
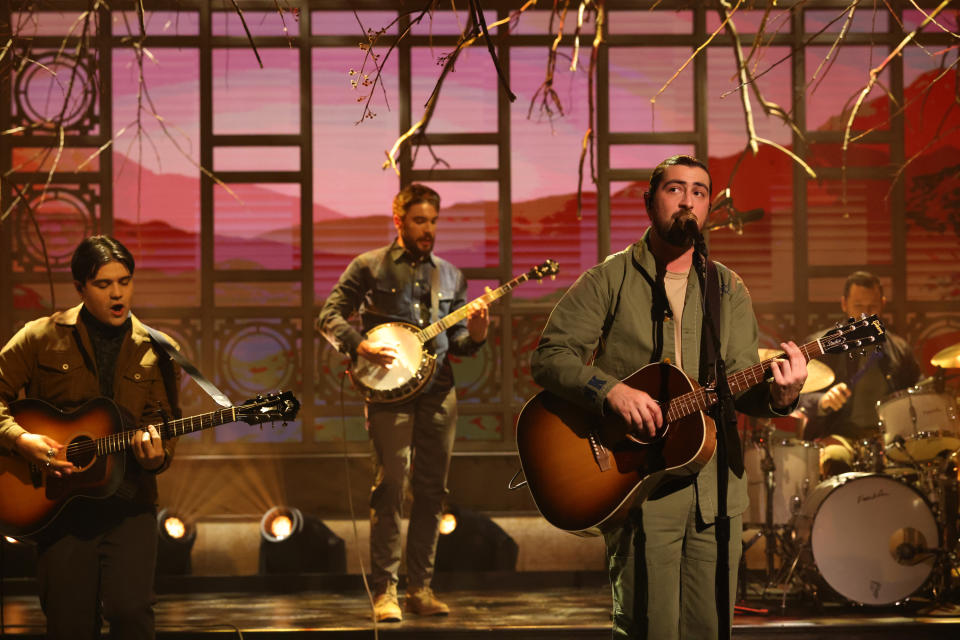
[380, 1, 540, 173]
[228, 0, 264, 69]
[469, 0, 517, 102]
[720, 1, 759, 155]
[718, 0, 807, 182]
[575, 1, 602, 220]
[841, 0, 954, 214]
[807, 1, 858, 97]
[650, 0, 743, 122]
[353, 4, 438, 125]
[383, 25, 472, 174]
[527, 0, 570, 122]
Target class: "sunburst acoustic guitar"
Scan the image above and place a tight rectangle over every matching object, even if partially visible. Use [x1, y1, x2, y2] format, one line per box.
[0, 391, 300, 539]
[515, 315, 886, 536]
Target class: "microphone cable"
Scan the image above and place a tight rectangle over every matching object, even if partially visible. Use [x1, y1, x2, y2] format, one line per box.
[337, 366, 380, 640]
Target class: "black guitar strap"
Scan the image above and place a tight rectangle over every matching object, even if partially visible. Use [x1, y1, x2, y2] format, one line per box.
[698, 260, 743, 475]
[141, 323, 232, 409]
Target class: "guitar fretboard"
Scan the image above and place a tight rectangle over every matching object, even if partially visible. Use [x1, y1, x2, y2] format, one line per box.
[89, 407, 239, 457]
[417, 273, 534, 342]
[661, 341, 825, 424]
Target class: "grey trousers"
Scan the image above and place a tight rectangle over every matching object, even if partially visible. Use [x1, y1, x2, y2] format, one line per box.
[366, 385, 457, 591]
[603, 482, 743, 640]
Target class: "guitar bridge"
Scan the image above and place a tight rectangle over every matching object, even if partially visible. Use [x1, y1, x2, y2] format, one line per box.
[588, 432, 612, 472]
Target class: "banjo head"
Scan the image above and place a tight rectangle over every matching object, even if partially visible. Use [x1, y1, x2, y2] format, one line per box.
[351, 323, 436, 402]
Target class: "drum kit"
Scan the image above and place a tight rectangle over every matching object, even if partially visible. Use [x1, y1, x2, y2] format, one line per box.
[742, 342, 960, 609]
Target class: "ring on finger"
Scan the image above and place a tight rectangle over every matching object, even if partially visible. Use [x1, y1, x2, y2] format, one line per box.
[46, 448, 55, 459]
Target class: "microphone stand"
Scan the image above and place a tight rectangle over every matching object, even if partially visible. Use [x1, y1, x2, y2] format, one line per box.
[690, 227, 738, 640]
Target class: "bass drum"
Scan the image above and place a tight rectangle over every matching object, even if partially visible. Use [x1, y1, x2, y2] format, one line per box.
[794, 472, 938, 605]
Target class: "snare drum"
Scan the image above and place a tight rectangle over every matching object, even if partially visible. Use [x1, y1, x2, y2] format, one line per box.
[794, 472, 938, 605]
[744, 438, 821, 526]
[878, 388, 960, 462]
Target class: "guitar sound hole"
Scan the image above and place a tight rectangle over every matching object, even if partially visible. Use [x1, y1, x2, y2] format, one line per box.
[68, 436, 96, 469]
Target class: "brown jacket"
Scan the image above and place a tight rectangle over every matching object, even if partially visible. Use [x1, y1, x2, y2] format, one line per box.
[0, 304, 180, 504]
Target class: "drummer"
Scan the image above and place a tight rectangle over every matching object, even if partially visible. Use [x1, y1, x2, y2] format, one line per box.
[799, 271, 921, 475]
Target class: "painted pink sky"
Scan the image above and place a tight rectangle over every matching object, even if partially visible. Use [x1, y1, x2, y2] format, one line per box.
[97, 7, 945, 232]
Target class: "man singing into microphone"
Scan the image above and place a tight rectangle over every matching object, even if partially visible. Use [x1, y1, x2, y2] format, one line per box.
[532, 155, 807, 639]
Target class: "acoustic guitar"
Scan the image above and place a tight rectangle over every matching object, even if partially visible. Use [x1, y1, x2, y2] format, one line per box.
[0, 391, 300, 538]
[350, 259, 559, 403]
[515, 315, 885, 536]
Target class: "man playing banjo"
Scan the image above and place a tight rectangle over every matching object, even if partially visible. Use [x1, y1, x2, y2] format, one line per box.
[318, 183, 489, 623]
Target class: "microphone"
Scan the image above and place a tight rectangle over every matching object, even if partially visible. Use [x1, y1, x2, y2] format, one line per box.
[682, 215, 700, 240]
[894, 541, 936, 565]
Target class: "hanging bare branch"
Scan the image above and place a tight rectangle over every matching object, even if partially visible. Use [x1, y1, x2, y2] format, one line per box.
[228, 0, 264, 69]
[575, 0, 602, 220]
[527, 0, 570, 122]
[378, 1, 540, 174]
[841, 0, 954, 214]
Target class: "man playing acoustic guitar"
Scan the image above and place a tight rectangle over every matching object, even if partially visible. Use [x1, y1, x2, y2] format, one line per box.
[318, 183, 489, 622]
[0, 235, 180, 639]
[531, 155, 807, 640]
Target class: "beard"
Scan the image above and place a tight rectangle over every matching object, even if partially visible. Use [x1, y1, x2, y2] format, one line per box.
[654, 210, 700, 249]
[401, 229, 434, 258]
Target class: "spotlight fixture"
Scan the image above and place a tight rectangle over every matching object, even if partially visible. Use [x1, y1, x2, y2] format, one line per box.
[156, 508, 196, 576]
[436, 505, 518, 572]
[258, 506, 346, 574]
[439, 512, 458, 536]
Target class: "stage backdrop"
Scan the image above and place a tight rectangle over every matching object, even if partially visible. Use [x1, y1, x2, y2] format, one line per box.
[2, 2, 958, 522]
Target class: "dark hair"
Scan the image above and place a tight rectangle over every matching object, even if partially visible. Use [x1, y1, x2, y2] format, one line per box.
[843, 270, 883, 298]
[71, 235, 136, 284]
[392, 183, 440, 219]
[647, 155, 712, 199]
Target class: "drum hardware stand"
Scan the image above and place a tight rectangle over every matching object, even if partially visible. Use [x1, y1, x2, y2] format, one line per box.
[929, 453, 960, 605]
[742, 421, 807, 606]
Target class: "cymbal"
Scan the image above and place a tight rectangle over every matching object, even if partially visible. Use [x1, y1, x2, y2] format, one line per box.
[758, 348, 836, 394]
[931, 342, 960, 369]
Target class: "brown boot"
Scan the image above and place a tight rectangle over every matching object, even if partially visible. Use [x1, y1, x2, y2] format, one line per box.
[373, 584, 402, 623]
[405, 586, 450, 616]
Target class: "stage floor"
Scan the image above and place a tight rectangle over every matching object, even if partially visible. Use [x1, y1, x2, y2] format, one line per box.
[3, 576, 960, 640]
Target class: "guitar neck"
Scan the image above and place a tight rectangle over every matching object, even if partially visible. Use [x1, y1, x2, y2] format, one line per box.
[418, 272, 533, 341]
[94, 407, 237, 456]
[663, 339, 824, 423]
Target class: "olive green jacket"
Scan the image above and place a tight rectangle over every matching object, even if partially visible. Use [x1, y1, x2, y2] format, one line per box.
[531, 230, 794, 523]
[0, 304, 180, 504]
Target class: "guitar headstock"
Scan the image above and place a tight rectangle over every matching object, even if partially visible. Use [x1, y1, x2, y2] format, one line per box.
[237, 391, 301, 426]
[528, 259, 559, 281]
[820, 314, 887, 355]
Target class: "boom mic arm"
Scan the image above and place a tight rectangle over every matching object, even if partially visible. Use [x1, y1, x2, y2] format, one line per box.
[704, 187, 765, 234]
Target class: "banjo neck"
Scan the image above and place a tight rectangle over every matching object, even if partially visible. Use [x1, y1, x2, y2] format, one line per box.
[417, 272, 535, 342]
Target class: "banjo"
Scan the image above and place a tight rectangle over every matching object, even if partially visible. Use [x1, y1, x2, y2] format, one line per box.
[350, 259, 559, 403]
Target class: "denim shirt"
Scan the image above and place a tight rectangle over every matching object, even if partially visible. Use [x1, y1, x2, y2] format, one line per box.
[318, 241, 483, 390]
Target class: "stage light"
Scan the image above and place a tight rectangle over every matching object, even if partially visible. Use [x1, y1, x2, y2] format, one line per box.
[439, 512, 458, 535]
[258, 506, 346, 574]
[435, 505, 518, 572]
[156, 508, 196, 576]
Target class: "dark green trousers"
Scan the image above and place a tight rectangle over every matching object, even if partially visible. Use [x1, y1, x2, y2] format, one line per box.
[604, 481, 742, 640]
